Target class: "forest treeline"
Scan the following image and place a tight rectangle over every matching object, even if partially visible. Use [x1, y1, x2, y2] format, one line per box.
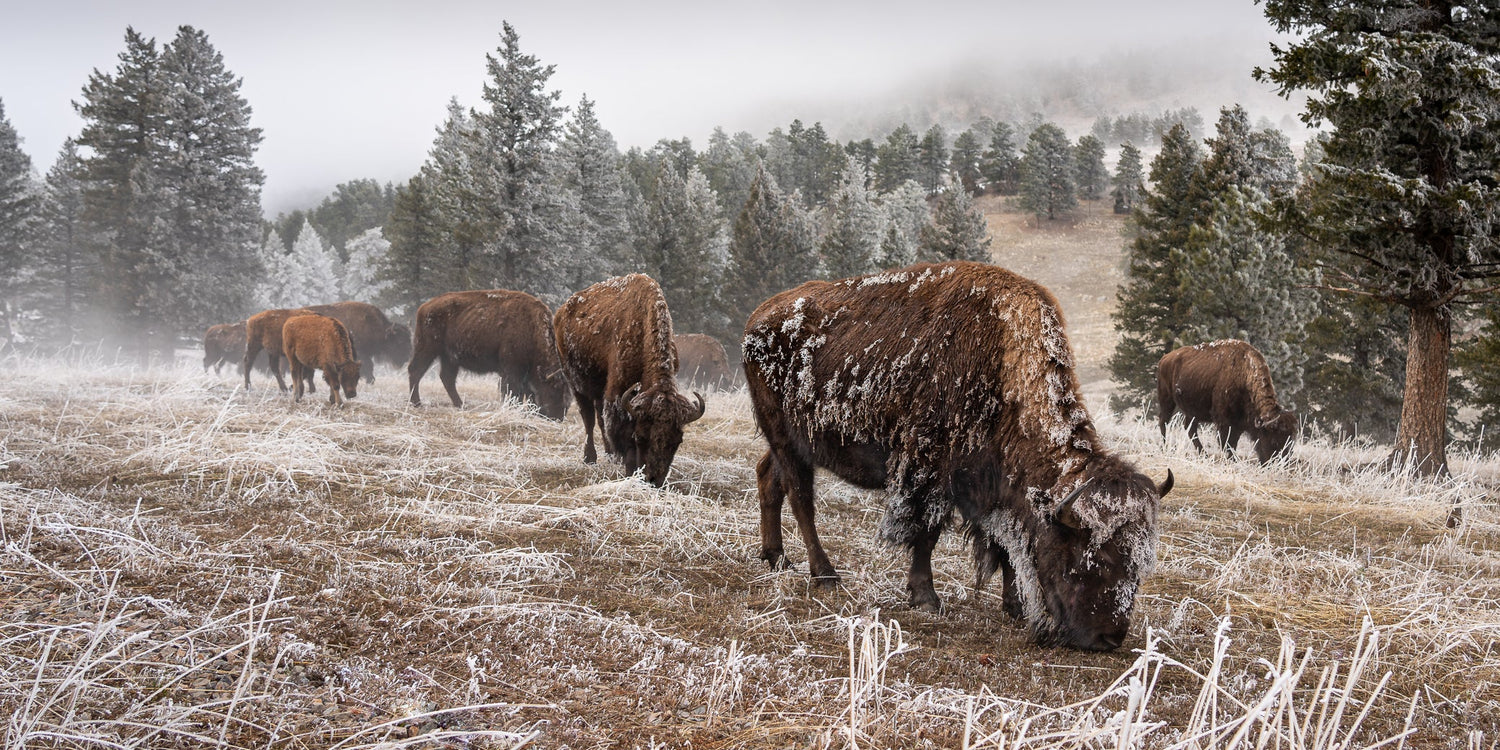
[1, 11, 1498, 466]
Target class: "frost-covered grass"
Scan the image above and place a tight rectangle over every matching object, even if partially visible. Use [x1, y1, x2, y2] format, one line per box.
[1, 350, 1496, 748]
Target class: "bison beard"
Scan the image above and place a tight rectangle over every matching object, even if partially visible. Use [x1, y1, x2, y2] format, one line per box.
[743, 261, 1172, 651]
[1157, 339, 1297, 464]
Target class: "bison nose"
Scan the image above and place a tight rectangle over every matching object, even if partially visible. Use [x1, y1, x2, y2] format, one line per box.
[1091, 628, 1128, 652]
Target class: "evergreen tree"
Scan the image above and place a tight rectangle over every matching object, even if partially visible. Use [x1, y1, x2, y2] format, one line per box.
[1258, 1, 1500, 475]
[1073, 134, 1108, 202]
[917, 185, 991, 263]
[29, 139, 95, 345]
[873, 124, 920, 193]
[1111, 142, 1144, 215]
[722, 165, 818, 341]
[310, 179, 395, 258]
[980, 121, 1021, 195]
[556, 94, 632, 283]
[1108, 124, 1205, 409]
[844, 138, 877, 188]
[700, 127, 760, 220]
[632, 159, 729, 336]
[875, 180, 930, 268]
[0, 98, 40, 342]
[422, 99, 483, 290]
[1304, 292, 1408, 442]
[342, 227, 390, 303]
[1018, 123, 1077, 221]
[818, 155, 882, 278]
[917, 124, 948, 193]
[377, 173, 450, 316]
[285, 219, 340, 306]
[786, 120, 842, 206]
[949, 126, 985, 195]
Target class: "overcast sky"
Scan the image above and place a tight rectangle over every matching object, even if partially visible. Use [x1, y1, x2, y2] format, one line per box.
[0, 0, 1284, 214]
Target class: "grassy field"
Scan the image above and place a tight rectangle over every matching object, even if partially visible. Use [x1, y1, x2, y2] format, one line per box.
[2, 204, 1498, 749]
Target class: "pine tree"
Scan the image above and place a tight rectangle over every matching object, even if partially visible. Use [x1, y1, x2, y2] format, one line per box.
[342, 227, 390, 303]
[1073, 134, 1108, 202]
[722, 165, 818, 341]
[875, 180, 930, 268]
[874, 124, 920, 193]
[917, 124, 948, 193]
[556, 94, 632, 283]
[819, 155, 882, 278]
[1258, 1, 1500, 475]
[377, 173, 450, 316]
[917, 185, 990, 263]
[701, 127, 760, 220]
[632, 158, 729, 336]
[422, 99, 482, 290]
[0, 98, 40, 342]
[1018, 123, 1077, 221]
[949, 127, 985, 195]
[310, 179, 395, 258]
[1112, 142, 1144, 214]
[28, 139, 95, 345]
[844, 138, 877, 189]
[980, 121, 1021, 195]
[282, 219, 341, 307]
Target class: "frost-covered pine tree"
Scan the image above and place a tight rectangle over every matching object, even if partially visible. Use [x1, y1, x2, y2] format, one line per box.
[1073, 134, 1108, 202]
[818, 155, 882, 278]
[875, 179, 931, 268]
[555, 95, 632, 282]
[253, 232, 292, 310]
[874, 124, 920, 193]
[0, 98, 40, 342]
[29, 139, 95, 345]
[259, 220, 340, 308]
[722, 164, 818, 341]
[700, 127, 760, 221]
[1111, 142, 1144, 215]
[917, 124, 948, 193]
[632, 158, 729, 337]
[342, 227, 390, 303]
[377, 173, 451, 316]
[917, 185, 990, 263]
[1018, 123, 1077, 221]
[980, 121, 1021, 195]
[949, 126, 985, 195]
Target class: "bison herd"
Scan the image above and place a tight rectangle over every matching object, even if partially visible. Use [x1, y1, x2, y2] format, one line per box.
[202, 259, 1308, 651]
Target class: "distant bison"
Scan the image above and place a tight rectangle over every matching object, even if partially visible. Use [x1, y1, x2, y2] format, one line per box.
[743, 261, 1172, 651]
[244, 308, 320, 392]
[203, 323, 247, 374]
[554, 274, 705, 487]
[304, 301, 411, 382]
[1156, 339, 1297, 464]
[674, 334, 734, 390]
[283, 314, 361, 405]
[407, 290, 568, 418]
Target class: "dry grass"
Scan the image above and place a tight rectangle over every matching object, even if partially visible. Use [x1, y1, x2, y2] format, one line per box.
[2, 345, 1496, 749]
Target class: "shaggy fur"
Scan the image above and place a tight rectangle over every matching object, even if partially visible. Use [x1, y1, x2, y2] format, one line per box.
[554, 274, 705, 487]
[742, 261, 1172, 651]
[1157, 339, 1297, 465]
[303, 301, 411, 383]
[282, 315, 362, 406]
[244, 308, 321, 393]
[674, 334, 734, 390]
[406, 290, 568, 419]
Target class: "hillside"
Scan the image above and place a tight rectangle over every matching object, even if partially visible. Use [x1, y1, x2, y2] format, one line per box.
[1, 353, 1496, 747]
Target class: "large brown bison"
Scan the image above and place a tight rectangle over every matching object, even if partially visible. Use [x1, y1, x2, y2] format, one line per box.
[203, 323, 247, 374]
[674, 333, 734, 390]
[304, 301, 411, 382]
[554, 274, 705, 487]
[407, 290, 568, 418]
[244, 308, 321, 392]
[743, 261, 1173, 651]
[1156, 339, 1297, 464]
[283, 314, 361, 405]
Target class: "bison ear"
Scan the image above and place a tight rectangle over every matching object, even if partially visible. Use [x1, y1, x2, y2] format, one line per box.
[1157, 468, 1174, 497]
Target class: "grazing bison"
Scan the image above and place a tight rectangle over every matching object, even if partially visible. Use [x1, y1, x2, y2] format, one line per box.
[554, 274, 705, 487]
[244, 308, 321, 392]
[743, 261, 1173, 651]
[407, 290, 568, 418]
[674, 333, 734, 390]
[283, 314, 361, 405]
[1156, 339, 1297, 464]
[304, 301, 411, 382]
[203, 323, 247, 374]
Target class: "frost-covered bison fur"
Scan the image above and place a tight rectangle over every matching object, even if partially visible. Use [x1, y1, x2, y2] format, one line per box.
[1157, 339, 1297, 464]
[282, 314, 362, 406]
[674, 333, 734, 390]
[406, 290, 568, 419]
[304, 301, 411, 383]
[742, 261, 1172, 651]
[554, 274, 705, 487]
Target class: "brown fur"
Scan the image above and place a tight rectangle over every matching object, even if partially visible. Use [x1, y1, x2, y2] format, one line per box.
[303, 301, 411, 382]
[673, 333, 734, 390]
[282, 315, 362, 406]
[742, 261, 1172, 651]
[1157, 339, 1297, 464]
[554, 274, 705, 487]
[244, 308, 322, 392]
[203, 322, 246, 374]
[406, 290, 568, 419]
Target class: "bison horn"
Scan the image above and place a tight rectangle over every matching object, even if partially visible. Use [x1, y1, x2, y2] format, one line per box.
[618, 383, 643, 418]
[1055, 479, 1092, 530]
[1157, 468, 1174, 497]
[687, 391, 706, 423]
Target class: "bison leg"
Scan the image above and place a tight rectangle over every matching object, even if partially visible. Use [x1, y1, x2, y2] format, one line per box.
[362, 359, 375, 385]
[290, 359, 305, 402]
[575, 392, 599, 464]
[1185, 419, 1206, 453]
[406, 350, 439, 406]
[269, 351, 292, 393]
[1221, 423, 1242, 459]
[439, 357, 463, 408]
[756, 452, 789, 569]
[907, 523, 944, 612]
[325, 368, 341, 406]
[243, 341, 262, 390]
[778, 453, 838, 587]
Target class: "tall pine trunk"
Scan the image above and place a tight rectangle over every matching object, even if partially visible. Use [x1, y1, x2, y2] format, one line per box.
[1391, 303, 1450, 477]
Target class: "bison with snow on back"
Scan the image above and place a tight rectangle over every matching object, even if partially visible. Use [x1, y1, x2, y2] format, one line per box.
[304, 301, 411, 383]
[1156, 339, 1297, 464]
[554, 274, 705, 487]
[406, 290, 568, 418]
[282, 314, 362, 406]
[674, 333, 734, 390]
[743, 261, 1172, 651]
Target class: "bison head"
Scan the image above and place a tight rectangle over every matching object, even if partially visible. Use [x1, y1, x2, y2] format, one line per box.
[384, 323, 413, 367]
[610, 383, 706, 486]
[1252, 410, 1297, 464]
[992, 468, 1172, 651]
[533, 368, 570, 421]
[338, 361, 362, 400]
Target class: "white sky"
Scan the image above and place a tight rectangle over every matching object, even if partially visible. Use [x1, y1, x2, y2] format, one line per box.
[0, 0, 1283, 214]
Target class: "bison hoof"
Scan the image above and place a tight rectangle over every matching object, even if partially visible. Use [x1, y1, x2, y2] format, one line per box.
[583, 447, 598, 464]
[812, 574, 841, 590]
[908, 586, 941, 613]
[759, 548, 789, 570]
[1001, 596, 1023, 620]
